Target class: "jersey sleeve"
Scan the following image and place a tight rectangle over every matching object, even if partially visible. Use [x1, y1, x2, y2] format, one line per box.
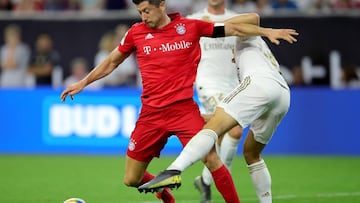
[195, 19, 215, 37]
[117, 26, 135, 54]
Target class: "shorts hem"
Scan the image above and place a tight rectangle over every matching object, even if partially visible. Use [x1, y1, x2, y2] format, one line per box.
[127, 152, 154, 163]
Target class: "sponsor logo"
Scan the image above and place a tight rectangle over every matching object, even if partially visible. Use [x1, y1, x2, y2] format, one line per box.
[202, 42, 234, 51]
[143, 46, 152, 55]
[143, 40, 193, 55]
[48, 104, 135, 138]
[42, 96, 140, 146]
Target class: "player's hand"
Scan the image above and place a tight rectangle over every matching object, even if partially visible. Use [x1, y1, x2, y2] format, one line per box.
[265, 28, 298, 45]
[60, 81, 86, 102]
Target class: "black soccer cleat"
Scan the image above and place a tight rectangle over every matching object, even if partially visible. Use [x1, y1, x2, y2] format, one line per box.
[194, 176, 212, 203]
[138, 170, 182, 193]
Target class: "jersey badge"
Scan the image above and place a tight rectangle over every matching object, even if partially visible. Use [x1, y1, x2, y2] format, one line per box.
[174, 23, 186, 35]
[128, 138, 137, 151]
[145, 33, 154, 40]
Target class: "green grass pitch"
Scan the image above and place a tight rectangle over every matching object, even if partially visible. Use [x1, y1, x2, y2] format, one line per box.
[1, 155, 360, 203]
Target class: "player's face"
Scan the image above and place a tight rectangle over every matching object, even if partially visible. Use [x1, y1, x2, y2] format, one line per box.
[136, 1, 166, 29]
[208, 0, 225, 7]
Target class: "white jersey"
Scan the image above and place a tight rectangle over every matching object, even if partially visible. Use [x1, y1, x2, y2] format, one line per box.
[187, 8, 239, 113]
[218, 36, 290, 144]
[234, 36, 289, 90]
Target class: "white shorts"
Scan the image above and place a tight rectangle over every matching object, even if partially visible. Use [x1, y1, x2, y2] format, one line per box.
[218, 75, 290, 144]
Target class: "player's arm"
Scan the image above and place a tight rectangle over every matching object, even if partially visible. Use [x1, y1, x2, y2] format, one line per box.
[223, 13, 260, 26]
[223, 21, 298, 45]
[81, 48, 128, 86]
[60, 48, 129, 101]
[211, 13, 298, 45]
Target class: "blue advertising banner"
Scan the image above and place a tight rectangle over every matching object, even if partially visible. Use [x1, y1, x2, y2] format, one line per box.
[42, 95, 139, 147]
[0, 87, 359, 155]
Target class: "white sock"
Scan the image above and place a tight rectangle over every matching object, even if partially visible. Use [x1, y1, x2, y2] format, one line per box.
[200, 141, 219, 185]
[167, 129, 218, 172]
[219, 133, 240, 169]
[201, 133, 239, 185]
[201, 167, 212, 185]
[247, 159, 272, 203]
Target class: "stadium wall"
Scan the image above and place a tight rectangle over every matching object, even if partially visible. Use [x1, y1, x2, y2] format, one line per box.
[0, 15, 360, 85]
[0, 87, 359, 155]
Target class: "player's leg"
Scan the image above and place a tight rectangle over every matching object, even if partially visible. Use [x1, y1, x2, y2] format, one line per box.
[199, 126, 242, 181]
[243, 129, 271, 203]
[138, 107, 241, 203]
[194, 173, 211, 203]
[195, 94, 226, 203]
[124, 156, 174, 202]
[138, 133, 240, 203]
[124, 156, 150, 187]
[203, 145, 240, 203]
[127, 105, 175, 202]
[243, 83, 290, 203]
[138, 98, 208, 191]
[220, 126, 242, 168]
[167, 107, 238, 172]
[202, 109, 241, 203]
[195, 126, 241, 203]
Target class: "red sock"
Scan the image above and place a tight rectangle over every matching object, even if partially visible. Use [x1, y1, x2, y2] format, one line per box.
[140, 171, 154, 184]
[212, 165, 240, 203]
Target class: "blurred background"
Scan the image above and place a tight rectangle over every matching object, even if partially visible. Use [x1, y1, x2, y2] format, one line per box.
[1, 0, 360, 156]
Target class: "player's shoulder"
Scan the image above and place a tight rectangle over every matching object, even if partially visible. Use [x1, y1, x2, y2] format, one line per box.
[186, 8, 207, 19]
[224, 9, 239, 18]
[127, 22, 150, 35]
[181, 15, 206, 25]
[130, 22, 145, 29]
[225, 9, 238, 15]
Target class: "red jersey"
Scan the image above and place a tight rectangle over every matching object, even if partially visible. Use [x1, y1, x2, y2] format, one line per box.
[118, 12, 214, 108]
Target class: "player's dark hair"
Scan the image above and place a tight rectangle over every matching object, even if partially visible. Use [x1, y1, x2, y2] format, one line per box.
[132, 0, 164, 7]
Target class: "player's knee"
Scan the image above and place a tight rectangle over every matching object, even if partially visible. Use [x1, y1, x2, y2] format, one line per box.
[123, 176, 140, 187]
[202, 150, 222, 171]
[229, 126, 243, 140]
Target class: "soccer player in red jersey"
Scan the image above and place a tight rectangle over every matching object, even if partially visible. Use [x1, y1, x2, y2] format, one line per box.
[60, 1, 298, 202]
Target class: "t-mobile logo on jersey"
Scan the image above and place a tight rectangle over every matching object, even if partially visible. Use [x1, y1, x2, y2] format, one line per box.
[143, 46, 152, 55]
[143, 40, 193, 55]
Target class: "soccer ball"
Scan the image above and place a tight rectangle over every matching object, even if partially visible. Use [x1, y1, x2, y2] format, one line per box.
[63, 198, 86, 203]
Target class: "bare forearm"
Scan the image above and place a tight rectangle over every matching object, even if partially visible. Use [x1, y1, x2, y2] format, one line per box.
[81, 57, 115, 86]
[225, 22, 267, 38]
[82, 48, 126, 86]
[224, 13, 259, 26]
[60, 48, 127, 102]
[225, 22, 298, 45]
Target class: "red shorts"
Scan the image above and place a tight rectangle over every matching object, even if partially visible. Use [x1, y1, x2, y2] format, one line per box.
[127, 99, 205, 162]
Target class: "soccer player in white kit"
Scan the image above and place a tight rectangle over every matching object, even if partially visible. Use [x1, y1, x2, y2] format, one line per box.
[139, 13, 297, 203]
[187, 1, 242, 202]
